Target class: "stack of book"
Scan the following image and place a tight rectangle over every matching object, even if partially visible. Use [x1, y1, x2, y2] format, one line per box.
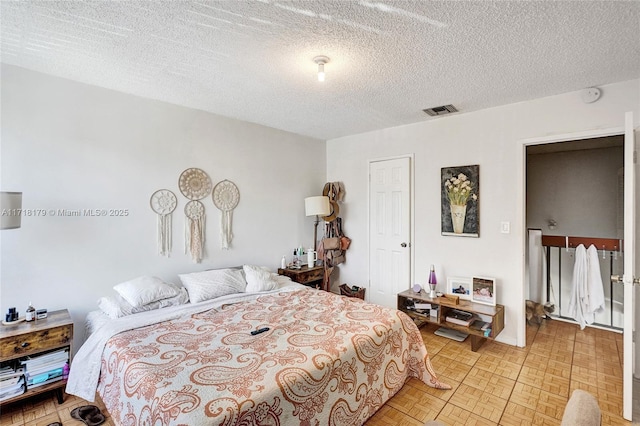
[445, 309, 474, 327]
[21, 349, 68, 389]
[0, 365, 26, 402]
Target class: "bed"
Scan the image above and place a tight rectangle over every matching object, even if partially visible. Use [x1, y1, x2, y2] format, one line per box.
[67, 271, 449, 425]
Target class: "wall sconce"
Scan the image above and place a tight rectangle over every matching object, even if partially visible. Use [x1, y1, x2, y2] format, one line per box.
[313, 56, 330, 82]
[547, 219, 557, 230]
[1, 191, 23, 230]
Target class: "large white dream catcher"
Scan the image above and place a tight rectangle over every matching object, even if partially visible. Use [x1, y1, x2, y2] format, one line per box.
[150, 189, 177, 257]
[179, 168, 212, 263]
[212, 180, 240, 249]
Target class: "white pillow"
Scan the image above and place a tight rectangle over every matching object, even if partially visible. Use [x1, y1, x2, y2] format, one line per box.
[98, 283, 188, 319]
[243, 265, 279, 293]
[113, 276, 178, 308]
[97, 294, 132, 319]
[179, 268, 247, 303]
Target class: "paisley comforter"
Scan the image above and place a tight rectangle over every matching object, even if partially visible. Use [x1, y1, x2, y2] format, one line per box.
[94, 288, 449, 425]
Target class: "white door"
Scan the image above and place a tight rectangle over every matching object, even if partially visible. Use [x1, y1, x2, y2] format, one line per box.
[622, 111, 638, 421]
[368, 157, 411, 308]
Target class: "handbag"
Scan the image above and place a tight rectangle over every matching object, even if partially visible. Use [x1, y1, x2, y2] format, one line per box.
[340, 236, 351, 250]
[323, 237, 340, 250]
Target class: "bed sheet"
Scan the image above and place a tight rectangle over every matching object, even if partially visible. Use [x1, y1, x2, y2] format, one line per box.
[95, 288, 449, 425]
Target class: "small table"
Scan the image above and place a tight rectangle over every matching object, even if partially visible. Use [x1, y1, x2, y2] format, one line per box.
[0, 309, 73, 404]
[397, 290, 504, 351]
[278, 265, 325, 289]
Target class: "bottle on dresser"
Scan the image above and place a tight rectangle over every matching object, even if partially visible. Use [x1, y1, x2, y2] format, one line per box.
[25, 303, 35, 322]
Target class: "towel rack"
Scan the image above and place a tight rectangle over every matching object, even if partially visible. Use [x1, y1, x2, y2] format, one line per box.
[541, 235, 622, 252]
[541, 234, 623, 330]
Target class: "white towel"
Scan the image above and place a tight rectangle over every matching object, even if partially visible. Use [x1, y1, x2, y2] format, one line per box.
[568, 244, 588, 329]
[585, 244, 605, 323]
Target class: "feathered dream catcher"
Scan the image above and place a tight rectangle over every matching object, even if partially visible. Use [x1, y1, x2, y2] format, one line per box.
[179, 168, 212, 263]
[149, 189, 177, 257]
[212, 180, 240, 249]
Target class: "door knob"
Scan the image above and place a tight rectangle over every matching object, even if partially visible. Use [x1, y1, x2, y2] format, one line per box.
[400, 242, 407, 248]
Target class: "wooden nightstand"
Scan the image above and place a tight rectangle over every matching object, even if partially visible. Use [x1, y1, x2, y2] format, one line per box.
[0, 309, 73, 404]
[278, 265, 325, 289]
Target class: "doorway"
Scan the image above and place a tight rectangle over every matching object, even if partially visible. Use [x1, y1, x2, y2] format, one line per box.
[522, 123, 637, 421]
[526, 135, 624, 329]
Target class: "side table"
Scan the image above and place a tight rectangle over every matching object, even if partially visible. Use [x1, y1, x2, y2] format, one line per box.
[0, 309, 73, 404]
[277, 265, 325, 289]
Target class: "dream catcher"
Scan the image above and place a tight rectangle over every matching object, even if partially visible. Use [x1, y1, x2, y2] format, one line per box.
[179, 168, 212, 263]
[150, 189, 177, 257]
[184, 200, 206, 263]
[212, 180, 240, 249]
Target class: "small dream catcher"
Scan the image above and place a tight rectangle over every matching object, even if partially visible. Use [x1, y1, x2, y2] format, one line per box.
[179, 168, 212, 263]
[150, 189, 177, 257]
[184, 200, 205, 263]
[212, 180, 240, 249]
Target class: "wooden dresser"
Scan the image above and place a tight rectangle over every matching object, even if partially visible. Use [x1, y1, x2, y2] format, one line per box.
[0, 309, 73, 404]
[277, 265, 324, 289]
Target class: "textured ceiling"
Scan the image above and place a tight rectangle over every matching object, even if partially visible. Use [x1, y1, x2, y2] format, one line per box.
[1, 1, 639, 140]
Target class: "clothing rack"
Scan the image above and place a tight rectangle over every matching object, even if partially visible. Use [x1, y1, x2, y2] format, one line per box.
[541, 234, 624, 330]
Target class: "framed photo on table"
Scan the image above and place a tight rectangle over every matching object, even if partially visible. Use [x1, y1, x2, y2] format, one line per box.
[446, 276, 472, 300]
[472, 276, 496, 305]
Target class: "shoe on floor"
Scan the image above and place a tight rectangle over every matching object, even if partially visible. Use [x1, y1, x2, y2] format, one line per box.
[70, 405, 105, 426]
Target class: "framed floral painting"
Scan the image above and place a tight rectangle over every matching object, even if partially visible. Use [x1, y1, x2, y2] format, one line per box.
[441, 165, 479, 237]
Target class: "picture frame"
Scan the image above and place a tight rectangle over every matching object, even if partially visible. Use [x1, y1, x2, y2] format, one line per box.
[446, 276, 472, 300]
[472, 276, 496, 305]
[441, 165, 479, 237]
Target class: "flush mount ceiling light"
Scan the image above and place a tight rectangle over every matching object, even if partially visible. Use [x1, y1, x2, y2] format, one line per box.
[313, 55, 330, 82]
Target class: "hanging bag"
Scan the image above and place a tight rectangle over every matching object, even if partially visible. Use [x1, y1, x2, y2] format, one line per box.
[340, 236, 352, 250]
[322, 220, 340, 249]
[323, 237, 341, 250]
[334, 218, 351, 250]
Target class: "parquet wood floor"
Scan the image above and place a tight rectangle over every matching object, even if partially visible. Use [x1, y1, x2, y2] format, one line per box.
[365, 320, 632, 425]
[0, 320, 633, 425]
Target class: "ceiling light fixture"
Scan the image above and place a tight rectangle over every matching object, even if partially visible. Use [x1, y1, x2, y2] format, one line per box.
[313, 56, 330, 82]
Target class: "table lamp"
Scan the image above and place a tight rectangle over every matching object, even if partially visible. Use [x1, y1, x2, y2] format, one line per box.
[305, 196, 330, 252]
[1, 191, 22, 230]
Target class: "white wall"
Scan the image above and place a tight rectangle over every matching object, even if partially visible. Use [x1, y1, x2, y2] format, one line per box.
[327, 79, 640, 347]
[527, 146, 623, 238]
[0, 65, 326, 352]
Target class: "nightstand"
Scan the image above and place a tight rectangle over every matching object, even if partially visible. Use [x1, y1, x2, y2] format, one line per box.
[278, 265, 325, 289]
[0, 309, 73, 404]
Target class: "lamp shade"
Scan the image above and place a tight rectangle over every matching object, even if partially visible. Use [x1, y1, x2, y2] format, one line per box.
[1, 191, 22, 230]
[305, 196, 330, 217]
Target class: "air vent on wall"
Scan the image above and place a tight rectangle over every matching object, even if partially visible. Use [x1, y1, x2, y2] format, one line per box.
[423, 104, 458, 117]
